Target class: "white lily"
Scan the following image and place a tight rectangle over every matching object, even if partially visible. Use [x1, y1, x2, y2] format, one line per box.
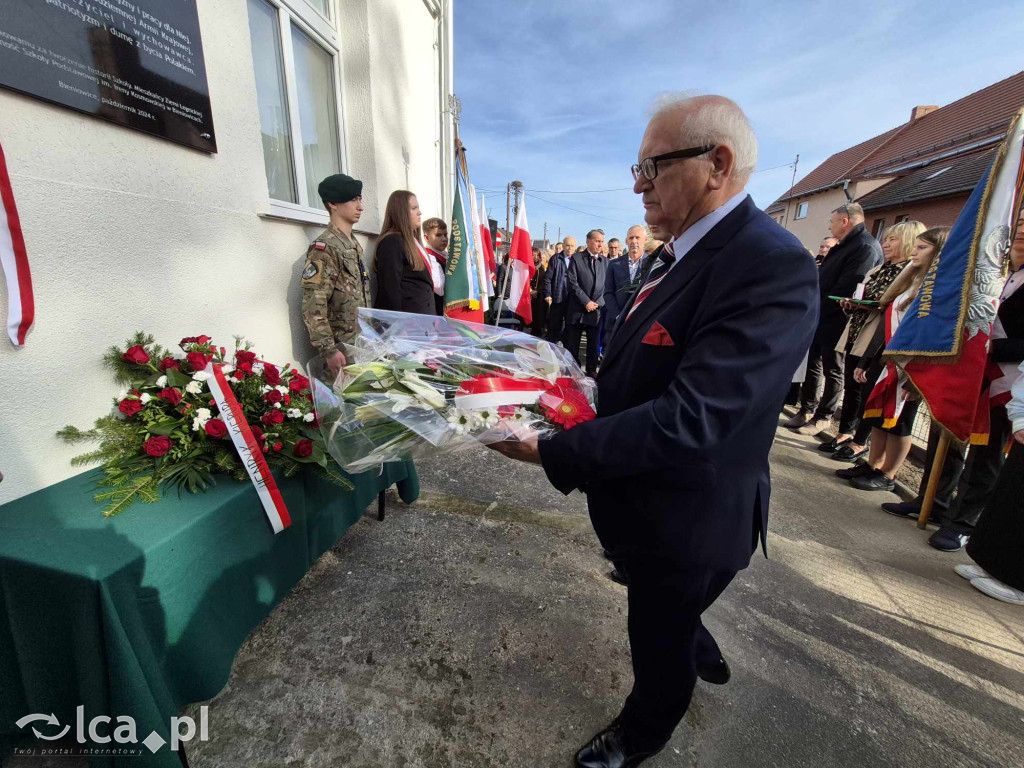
[514, 341, 561, 382]
[400, 371, 445, 409]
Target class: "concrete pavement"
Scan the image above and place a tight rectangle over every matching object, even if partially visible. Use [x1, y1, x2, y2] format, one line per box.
[179, 427, 1023, 767]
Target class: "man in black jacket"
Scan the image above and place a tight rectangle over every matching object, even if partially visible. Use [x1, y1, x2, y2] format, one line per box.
[785, 202, 881, 434]
[544, 236, 576, 344]
[565, 229, 608, 376]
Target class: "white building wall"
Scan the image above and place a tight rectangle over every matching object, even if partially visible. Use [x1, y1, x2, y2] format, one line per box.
[0, 0, 451, 502]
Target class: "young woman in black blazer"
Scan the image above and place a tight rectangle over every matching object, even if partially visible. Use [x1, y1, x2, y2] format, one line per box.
[372, 190, 435, 315]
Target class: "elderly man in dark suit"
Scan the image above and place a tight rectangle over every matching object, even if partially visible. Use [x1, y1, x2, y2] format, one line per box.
[490, 94, 818, 767]
[544, 235, 576, 344]
[565, 230, 609, 376]
[785, 202, 881, 435]
[604, 224, 649, 339]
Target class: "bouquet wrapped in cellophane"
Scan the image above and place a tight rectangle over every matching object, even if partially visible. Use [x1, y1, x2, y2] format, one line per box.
[309, 309, 597, 473]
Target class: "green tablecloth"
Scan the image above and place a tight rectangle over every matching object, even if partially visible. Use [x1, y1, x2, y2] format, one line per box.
[0, 462, 418, 767]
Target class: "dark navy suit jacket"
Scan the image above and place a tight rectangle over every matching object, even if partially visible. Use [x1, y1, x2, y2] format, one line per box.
[603, 254, 647, 328]
[544, 254, 570, 303]
[538, 197, 819, 571]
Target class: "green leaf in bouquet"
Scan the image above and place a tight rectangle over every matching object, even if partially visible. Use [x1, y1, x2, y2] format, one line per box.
[95, 474, 160, 517]
[315, 460, 355, 491]
[165, 368, 190, 388]
[57, 425, 99, 443]
[147, 418, 181, 437]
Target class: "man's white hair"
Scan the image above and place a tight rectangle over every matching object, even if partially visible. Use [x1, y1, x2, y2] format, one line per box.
[648, 92, 758, 182]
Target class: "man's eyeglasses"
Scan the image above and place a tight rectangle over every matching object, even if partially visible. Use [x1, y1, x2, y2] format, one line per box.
[631, 145, 715, 181]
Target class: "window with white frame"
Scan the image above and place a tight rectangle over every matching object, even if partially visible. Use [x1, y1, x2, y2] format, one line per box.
[246, 0, 344, 219]
[795, 201, 809, 219]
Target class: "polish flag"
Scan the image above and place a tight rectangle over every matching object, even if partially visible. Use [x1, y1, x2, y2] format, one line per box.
[0, 141, 33, 347]
[507, 196, 535, 325]
[479, 195, 496, 275]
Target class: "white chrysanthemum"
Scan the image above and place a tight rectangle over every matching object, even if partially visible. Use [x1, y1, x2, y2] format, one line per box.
[476, 410, 500, 429]
[155, 376, 168, 388]
[140, 393, 152, 404]
[191, 407, 212, 432]
[192, 371, 212, 382]
[286, 408, 302, 419]
[445, 409, 475, 435]
[303, 412, 316, 423]
[185, 381, 203, 395]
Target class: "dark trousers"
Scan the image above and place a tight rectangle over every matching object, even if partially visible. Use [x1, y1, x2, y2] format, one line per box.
[617, 560, 737, 747]
[913, 420, 967, 511]
[531, 297, 548, 337]
[939, 405, 1010, 534]
[566, 323, 599, 375]
[799, 337, 845, 419]
[546, 301, 567, 344]
[967, 441, 1024, 591]
[837, 354, 863, 434]
[851, 358, 886, 444]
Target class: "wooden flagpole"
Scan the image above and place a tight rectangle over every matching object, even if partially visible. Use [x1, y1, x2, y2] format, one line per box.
[917, 428, 950, 529]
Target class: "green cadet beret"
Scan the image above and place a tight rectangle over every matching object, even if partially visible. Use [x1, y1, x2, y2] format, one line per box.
[318, 173, 362, 204]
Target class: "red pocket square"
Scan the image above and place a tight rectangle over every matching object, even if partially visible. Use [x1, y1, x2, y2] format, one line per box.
[641, 321, 675, 346]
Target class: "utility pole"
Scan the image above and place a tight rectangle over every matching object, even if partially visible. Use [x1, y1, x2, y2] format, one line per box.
[790, 154, 800, 192]
[495, 181, 522, 321]
[543, 221, 547, 245]
[557, 226, 561, 244]
[505, 182, 512, 263]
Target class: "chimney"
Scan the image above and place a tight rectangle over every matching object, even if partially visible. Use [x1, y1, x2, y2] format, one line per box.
[910, 105, 938, 121]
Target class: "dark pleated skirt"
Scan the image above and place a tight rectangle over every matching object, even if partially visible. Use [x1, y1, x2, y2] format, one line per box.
[965, 441, 1024, 591]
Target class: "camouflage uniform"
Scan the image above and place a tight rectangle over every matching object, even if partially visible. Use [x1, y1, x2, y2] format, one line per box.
[301, 225, 371, 355]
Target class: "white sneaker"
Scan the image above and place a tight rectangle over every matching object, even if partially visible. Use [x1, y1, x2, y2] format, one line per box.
[954, 564, 989, 581]
[970, 577, 1024, 605]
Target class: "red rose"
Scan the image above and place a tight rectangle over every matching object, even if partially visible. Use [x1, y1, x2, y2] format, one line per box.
[250, 425, 265, 444]
[235, 349, 257, 365]
[261, 410, 284, 426]
[264, 390, 282, 405]
[186, 352, 210, 372]
[196, 335, 212, 345]
[205, 419, 228, 438]
[263, 363, 281, 386]
[293, 438, 314, 457]
[282, 394, 291, 405]
[142, 436, 172, 457]
[179, 336, 197, 347]
[236, 361, 254, 377]
[122, 345, 150, 365]
[289, 374, 310, 393]
[118, 398, 143, 417]
[157, 387, 183, 406]
[158, 356, 181, 372]
[233, 370, 245, 380]
[272, 442, 283, 452]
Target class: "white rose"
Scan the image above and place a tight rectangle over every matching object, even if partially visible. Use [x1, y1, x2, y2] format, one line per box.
[140, 393, 152, 404]
[185, 381, 203, 395]
[155, 375, 168, 387]
[303, 412, 315, 423]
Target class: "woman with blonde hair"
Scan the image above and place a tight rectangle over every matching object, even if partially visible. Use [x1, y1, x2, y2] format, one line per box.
[372, 190, 435, 315]
[842, 226, 951, 491]
[824, 220, 926, 461]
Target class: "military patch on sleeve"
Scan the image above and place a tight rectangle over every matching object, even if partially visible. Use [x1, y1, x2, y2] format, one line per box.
[313, 241, 327, 250]
[301, 260, 322, 284]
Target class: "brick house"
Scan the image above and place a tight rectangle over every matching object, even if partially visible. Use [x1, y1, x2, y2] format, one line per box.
[767, 71, 1024, 251]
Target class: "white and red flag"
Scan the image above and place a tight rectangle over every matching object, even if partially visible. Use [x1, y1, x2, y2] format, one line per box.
[506, 195, 536, 325]
[0, 141, 34, 347]
[479, 194, 496, 276]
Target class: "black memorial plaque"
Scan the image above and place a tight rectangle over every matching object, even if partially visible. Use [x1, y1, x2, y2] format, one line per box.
[0, 0, 217, 152]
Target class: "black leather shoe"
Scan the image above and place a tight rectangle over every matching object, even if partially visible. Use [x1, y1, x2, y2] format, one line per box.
[603, 549, 614, 561]
[818, 437, 851, 452]
[881, 500, 921, 518]
[849, 469, 895, 492]
[835, 462, 875, 479]
[609, 568, 628, 586]
[832, 444, 869, 462]
[697, 656, 731, 685]
[574, 723, 665, 768]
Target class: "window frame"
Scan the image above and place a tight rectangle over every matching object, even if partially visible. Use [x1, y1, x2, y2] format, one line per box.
[250, 0, 348, 226]
[795, 201, 809, 220]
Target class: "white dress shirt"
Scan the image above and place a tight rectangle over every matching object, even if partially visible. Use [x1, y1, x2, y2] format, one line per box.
[665, 191, 748, 272]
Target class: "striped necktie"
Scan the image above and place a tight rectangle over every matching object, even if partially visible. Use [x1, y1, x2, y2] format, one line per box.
[625, 241, 676, 322]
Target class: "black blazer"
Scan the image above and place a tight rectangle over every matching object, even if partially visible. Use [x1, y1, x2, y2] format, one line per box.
[603, 254, 647, 327]
[815, 223, 882, 346]
[538, 197, 819, 571]
[566, 251, 608, 326]
[372, 234, 435, 316]
[544, 254, 570, 303]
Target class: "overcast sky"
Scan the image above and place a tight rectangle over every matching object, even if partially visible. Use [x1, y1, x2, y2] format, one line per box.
[454, 0, 1024, 244]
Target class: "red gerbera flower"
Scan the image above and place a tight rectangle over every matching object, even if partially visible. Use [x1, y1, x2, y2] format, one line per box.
[539, 385, 595, 429]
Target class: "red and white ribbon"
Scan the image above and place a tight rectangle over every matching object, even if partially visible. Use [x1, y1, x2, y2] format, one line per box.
[0, 141, 34, 347]
[207, 362, 292, 533]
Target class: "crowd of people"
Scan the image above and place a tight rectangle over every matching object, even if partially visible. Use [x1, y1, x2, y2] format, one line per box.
[782, 201, 1024, 606]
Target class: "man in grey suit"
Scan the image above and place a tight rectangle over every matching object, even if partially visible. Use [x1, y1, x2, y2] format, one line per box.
[565, 229, 608, 376]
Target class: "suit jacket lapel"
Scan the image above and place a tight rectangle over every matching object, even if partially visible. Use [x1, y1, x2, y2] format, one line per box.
[601, 197, 757, 374]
